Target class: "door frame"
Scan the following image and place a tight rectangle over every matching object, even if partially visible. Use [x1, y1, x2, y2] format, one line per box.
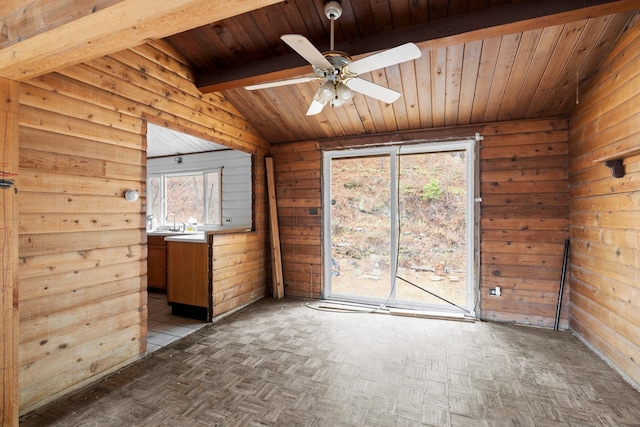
[322, 139, 478, 314]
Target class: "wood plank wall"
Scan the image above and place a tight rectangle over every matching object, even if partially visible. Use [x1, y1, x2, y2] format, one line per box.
[18, 82, 147, 415]
[270, 118, 570, 328]
[0, 77, 20, 427]
[212, 231, 270, 316]
[17, 40, 270, 414]
[480, 118, 570, 327]
[568, 17, 640, 386]
[269, 141, 322, 299]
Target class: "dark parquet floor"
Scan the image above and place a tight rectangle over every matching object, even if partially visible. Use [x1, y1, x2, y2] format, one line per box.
[21, 298, 640, 426]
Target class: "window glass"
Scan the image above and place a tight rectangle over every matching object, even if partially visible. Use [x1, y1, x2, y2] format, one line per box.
[148, 170, 222, 226]
[147, 175, 162, 223]
[205, 171, 221, 225]
[166, 174, 204, 224]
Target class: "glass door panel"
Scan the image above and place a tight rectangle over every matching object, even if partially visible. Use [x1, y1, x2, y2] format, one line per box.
[396, 151, 467, 307]
[329, 155, 392, 301]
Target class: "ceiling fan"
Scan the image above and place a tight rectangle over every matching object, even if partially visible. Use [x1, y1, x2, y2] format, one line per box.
[245, 1, 422, 116]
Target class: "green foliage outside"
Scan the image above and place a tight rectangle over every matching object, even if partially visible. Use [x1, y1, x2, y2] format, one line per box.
[420, 177, 443, 202]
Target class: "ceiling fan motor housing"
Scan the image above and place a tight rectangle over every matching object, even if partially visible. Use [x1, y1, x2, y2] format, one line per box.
[311, 52, 351, 79]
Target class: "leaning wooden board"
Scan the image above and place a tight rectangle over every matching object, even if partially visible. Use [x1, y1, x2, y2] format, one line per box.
[265, 157, 284, 299]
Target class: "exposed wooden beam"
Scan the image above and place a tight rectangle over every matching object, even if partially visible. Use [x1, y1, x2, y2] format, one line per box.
[0, 0, 284, 81]
[198, 0, 639, 93]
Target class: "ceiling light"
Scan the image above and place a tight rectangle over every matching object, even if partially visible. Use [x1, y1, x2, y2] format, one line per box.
[329, 82, 353, 107]
[318, 81, 335, 103]
[336, 82, 353, 101]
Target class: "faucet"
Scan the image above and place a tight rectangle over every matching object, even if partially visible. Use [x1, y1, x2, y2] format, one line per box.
[165, 213, 176, 230]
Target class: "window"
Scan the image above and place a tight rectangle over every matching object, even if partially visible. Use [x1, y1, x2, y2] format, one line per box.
[147, 169, 221, 226]
[147, 149, 253, 228]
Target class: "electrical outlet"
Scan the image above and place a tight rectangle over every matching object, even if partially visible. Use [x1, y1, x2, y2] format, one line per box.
[223, 217, 232, 224]
[489, 287, 502, 297]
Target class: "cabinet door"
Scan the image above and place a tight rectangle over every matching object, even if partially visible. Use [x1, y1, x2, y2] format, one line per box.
[148, 245, 167, 289]
[167, 242, 209, 307]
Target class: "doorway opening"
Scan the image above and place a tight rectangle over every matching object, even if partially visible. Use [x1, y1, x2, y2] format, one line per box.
[144, 122, 252, 352]
[323, 140, 478, 315]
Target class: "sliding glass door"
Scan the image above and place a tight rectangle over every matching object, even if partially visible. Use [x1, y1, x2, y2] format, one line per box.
[323, 141, 477, 314]
[327, 154, 394, 300]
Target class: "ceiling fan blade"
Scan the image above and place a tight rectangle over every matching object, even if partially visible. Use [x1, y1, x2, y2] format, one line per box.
[345, 77, 401, 104]
[281, 34, 333, 71]
[346, 43, 422, 75]
[245, 76, 319, 91]
[306, 99, 326, 116]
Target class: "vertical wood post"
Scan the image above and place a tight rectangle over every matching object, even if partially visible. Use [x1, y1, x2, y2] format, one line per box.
[0, 77, 19, 426]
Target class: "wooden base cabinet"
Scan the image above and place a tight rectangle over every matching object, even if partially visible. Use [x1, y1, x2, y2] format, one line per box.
[147, 236, 167, 290]
[167, 242, 209, 310]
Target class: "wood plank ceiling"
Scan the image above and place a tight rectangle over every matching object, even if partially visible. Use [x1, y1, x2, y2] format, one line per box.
[163, 0, 639, 144]
[147, 123, 229, 158]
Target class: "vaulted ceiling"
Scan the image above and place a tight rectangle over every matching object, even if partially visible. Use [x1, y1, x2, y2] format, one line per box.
[162, 0, 639, 144]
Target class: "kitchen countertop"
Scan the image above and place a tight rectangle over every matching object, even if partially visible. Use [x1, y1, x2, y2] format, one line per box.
[148, 227, 251, 244]
[147, 231, 197, 237]
[164, 233, 207, 243]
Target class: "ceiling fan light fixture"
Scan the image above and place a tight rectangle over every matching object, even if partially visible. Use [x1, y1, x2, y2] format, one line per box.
[336, 82, 353, 101]
[318, 81, 335, 103]
[332, 97, 347, 108]
[314, 81, 353, 108]
[330, 83, 352, 108]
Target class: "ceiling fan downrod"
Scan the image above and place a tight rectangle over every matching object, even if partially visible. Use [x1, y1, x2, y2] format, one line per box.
[324, 1, 342, 52]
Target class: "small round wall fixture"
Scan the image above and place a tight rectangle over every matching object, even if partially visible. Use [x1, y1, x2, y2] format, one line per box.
[124, 190, 139, 202]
